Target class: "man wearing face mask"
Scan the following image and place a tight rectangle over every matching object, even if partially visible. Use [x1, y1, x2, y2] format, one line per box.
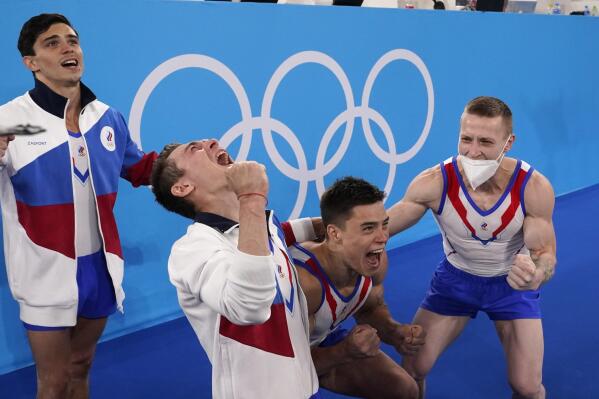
[387, 96, 556, 399]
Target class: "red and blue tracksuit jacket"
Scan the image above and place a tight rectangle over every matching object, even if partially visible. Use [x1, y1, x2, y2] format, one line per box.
[0, 79, 157, 327]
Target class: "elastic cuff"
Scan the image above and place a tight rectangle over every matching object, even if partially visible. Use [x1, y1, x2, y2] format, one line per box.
[289, 217, 317, 242]
[20, 302, 77, 328]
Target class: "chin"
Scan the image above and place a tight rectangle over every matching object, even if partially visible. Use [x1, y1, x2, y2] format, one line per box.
[62, 76, 81, 87]
[362, 263, 380, 275]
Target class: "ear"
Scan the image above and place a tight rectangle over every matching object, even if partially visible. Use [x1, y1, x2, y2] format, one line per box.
[504, 134, 515, 152]
[171, 179, 194, 198]
[23, 56, 39, 73]
[327, 224, 342, 242]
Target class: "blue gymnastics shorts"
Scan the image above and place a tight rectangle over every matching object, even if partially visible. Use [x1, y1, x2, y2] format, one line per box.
[420, 258, 541, 321]
[318, 327, 350, 347]
[24, 250, 117, 331]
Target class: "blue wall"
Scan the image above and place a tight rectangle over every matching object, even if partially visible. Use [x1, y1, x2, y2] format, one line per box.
[1, 0, 598, 374]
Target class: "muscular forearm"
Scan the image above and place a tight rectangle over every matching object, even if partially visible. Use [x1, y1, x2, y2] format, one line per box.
[533, 251, 557, 284]
[355, 305, 400, 345]
[237, 196, 269, 256]
[387, 200, 427, 236]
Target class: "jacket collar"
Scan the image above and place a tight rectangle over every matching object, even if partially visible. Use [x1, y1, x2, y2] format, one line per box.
[28, 78, 96, 119]
[195, 210, 272, 234]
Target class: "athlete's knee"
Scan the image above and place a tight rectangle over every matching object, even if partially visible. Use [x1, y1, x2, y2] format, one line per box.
[403, 357, 430, 383]
[36, 368, 69, 399]
[509, 375, 544, 399]
[383, 374, 419, 399]
[69, 349, 95, 380]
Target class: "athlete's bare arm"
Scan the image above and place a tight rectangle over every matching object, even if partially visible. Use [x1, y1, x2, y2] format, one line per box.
[354, 276, 425, 357]
[507, 171, 557, 290]
[388, 165, 444, 236]
[296, 266, 323, 324]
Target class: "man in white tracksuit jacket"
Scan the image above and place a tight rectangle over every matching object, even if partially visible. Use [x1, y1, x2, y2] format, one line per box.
[0, 13, 156, 398]
[151, 139, 320, 398]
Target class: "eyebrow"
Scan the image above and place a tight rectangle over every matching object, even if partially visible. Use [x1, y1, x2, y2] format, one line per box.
[185, 141, 201, 153]
[360, 217, 389, 228]
[461, 134, 494, 142]
[41, 34, 79, 44]
[41, 35, 60, 44]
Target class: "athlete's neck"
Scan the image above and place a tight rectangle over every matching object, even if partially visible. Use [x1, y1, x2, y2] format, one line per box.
[316, 242, 360, 290]
[196, 191, 240, 221]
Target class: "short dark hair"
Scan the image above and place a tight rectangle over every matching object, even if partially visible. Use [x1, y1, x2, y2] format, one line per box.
[18, 13, 77, 57]
[320, 176, 386, 232]
[151, 143, 197, 219]
[464, 96, 513, 136]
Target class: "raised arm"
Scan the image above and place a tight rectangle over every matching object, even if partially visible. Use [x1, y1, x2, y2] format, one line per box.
[169, 161, 276, 325]
[387, 165, 444, 236]
[507, 171, 557, 290]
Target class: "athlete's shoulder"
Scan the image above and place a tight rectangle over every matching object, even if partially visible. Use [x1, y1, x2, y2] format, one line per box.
[0, 92, 33, 115]
[296, 264, 324, 315]
[405, 162, 445, 205]
[525, 169, 554, 200]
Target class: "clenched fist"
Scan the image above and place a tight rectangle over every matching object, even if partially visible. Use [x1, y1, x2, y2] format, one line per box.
[0, 135, 15, 159]
[225, 161, 269, 200]
[507, 254, 543, 290]
[391, 324, 426, 356]
[342, 324, 381, 359]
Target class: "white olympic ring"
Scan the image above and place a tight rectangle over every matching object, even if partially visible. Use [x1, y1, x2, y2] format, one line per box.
[129, 49, 434, 219]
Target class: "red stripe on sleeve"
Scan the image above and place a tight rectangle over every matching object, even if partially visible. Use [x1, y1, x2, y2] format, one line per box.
[125, 152, 157, 187]
[96, 193, 123, 258]
[280, 222, 297, 246]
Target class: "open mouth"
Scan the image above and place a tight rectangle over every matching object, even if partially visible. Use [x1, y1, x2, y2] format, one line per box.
[61, 59, 79, 68]
[366, 248, 384, 267]
[216, 150, 233, 166]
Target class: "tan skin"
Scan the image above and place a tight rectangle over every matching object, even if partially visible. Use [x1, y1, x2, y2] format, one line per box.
[22, 23, 83, 132]
[1, 22, 83, 160]
[9, 23, 106, 399]
[168, 138, 326, 250]
[297, 202, 425, 399]
[168, 138, 271, 256]
[387, 113, 557, 399]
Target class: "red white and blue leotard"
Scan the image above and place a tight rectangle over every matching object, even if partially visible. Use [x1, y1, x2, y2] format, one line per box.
[290, 243, 372, 346]
[433, 157, 535, 277]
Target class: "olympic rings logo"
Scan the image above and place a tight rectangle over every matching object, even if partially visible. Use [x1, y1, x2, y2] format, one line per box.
[129, 50, 434, 219]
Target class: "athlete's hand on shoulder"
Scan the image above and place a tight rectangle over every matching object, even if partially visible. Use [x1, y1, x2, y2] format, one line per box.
[225, 161, 269, 201]
[342, 324, 380, 359]
[0, 135, 15, 158]
[507, 254, 544, 291]
[391, 324, 426, 356]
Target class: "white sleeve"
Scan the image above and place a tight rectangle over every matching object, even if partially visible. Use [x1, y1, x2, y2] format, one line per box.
[168, 227, 277, 325]
[280, 217, 317, 245]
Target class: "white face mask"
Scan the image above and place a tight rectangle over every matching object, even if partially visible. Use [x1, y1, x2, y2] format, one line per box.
[457, 136, 511, 191]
